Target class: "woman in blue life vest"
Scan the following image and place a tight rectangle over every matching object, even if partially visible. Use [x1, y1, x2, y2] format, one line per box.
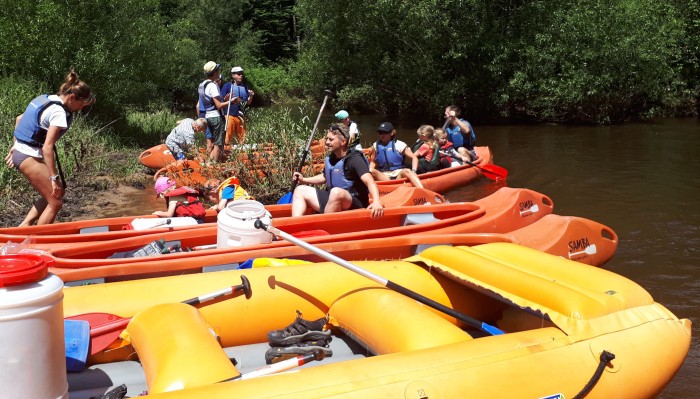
[369, 122, 424, 188]
[290, 123, 384, 218]
[5, 70, 95, 226]
[444, 105, 479, 162]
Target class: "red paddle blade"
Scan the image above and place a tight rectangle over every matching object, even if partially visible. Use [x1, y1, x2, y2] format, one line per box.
[66, 312, 130, 355]
[480, 164, 508, 181]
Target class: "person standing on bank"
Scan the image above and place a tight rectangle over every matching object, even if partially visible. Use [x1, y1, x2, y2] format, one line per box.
[291, 123, 383, 219]
[335, 110, 361, 150]
[4, 70, 95, 226]
[221, 66, 254, 145]
[199, 61, 233, 162]
[444, 105, 478, 162]
[368, 122, 423, 188]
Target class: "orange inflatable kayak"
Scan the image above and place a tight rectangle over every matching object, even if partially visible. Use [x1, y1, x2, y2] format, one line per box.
[53, 213, 617, 284]
[47, 187, 554, 277]
[154, 146, 495, 191]
[0, 185, 443, 246]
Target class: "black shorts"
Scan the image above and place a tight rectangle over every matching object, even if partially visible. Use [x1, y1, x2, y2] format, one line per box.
[315, 188, 364, 213]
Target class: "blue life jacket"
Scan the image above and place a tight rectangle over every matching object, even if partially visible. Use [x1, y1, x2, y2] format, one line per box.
[221, 83, 249, 117]
[198, 80, 218, 114]
[324, 150, 369, 197]
[445, 119, 476, 150]
[374, 139, 404, 171]
[14, 95, 71, 147]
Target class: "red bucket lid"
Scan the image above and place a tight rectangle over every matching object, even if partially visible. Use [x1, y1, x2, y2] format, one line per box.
[0, 254, 53, 287]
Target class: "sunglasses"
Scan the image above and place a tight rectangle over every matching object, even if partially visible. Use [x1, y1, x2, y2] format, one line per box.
[378, 131, 391, 135]
[232, 72, 243, 75]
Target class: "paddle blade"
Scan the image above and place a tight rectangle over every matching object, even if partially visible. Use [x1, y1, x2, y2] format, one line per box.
[66, 312, 129, 355]
[277, 192, 293, 204]
[480, 164, 508, 181]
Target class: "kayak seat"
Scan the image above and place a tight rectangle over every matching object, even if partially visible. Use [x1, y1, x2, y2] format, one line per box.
[328, 288, 471, 356]
[80, 225, 110, 234]
[402, 212, 438, 226]
[291, 229, 330, 238]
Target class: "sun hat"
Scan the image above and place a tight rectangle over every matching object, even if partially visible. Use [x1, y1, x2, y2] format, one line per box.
[154, 176, 176, 197]
[377, 122, 394, 133]
[231, 66, 244, 74]
[203, 61, 220, 75]
[335, 110, 349, 120]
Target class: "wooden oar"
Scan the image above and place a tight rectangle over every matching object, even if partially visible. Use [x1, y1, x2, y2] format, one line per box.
[278, 89, 334, 204]
[66, 275, 251, 355]
[254, 220, 505, 336]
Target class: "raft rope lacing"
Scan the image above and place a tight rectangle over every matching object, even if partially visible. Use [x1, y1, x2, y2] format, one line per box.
[572, 350, 616, 399]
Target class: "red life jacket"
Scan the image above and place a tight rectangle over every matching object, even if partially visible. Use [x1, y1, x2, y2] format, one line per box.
[439, 141, 456, 163]
[165, 186, 206, 221]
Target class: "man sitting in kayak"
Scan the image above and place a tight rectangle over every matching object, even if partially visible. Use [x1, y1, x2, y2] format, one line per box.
[368, 122, 423, 188]
[291, 123, 383, 219]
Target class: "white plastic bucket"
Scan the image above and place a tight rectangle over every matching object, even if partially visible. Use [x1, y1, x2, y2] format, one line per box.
[0, 254, 68, 399]
[217, 200, 273, 248]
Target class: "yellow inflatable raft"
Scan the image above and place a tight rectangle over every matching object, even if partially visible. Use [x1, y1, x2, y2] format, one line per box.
[63, 243, 691, 399]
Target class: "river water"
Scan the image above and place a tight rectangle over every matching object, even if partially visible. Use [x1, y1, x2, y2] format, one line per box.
[113, 115, 699, 397]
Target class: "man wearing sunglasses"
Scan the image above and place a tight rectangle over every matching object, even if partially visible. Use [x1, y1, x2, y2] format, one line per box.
[291, 123, 383, 219]
[221, 66, 254, 145]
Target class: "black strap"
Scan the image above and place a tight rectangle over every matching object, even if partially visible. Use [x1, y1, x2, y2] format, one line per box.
[54, 147, 67, 189]
[572, 350, 616, 399]
[89, 384, 127, 399]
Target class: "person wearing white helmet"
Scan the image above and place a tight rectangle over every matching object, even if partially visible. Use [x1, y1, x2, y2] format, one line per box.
[221, 66, 255, 145]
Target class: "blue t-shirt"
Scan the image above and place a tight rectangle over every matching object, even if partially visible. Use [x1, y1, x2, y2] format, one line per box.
[446, 118, 476, 150]
[220, 83, 250, 117]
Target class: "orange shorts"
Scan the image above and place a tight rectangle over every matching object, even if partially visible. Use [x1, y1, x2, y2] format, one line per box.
[225, 115, 246, 145]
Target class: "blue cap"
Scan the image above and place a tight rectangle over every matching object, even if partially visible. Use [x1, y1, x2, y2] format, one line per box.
[377, 122, 394, 132]
[335, 110, 349, 119]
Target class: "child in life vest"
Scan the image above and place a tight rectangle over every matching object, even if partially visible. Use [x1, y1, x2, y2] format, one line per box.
[435, 128, 470, 168]
[412, 125, 441, 174]
[205, 176, 252, 212]
[153, 176, 206, 223]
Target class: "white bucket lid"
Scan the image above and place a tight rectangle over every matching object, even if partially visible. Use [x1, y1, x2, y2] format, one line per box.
[221, 200, 270, 221]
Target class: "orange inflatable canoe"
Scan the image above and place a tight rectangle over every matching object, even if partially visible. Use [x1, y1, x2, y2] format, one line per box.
[0, 185, 443, 246]
[46, 187, 556, 278]
[53, 213, 618, 284]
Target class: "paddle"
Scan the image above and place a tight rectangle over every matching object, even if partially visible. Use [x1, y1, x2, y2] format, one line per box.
[278, 89, 334, 204]
[66, 275, 252, 355]
[234, 348, 326, 380]
[464, 158, 508, 182]
[254, 220, 504, 336]
[54, 147, 67, 189]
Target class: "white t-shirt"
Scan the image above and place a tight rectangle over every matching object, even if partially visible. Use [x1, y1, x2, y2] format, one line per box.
[372, 139, 407, 153]
[14, 95, 68, 158]
[204, 82, 222, 118]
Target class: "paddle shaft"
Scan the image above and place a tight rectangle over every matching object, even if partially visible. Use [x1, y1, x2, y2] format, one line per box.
[234, 349, 326, 380]
[288, 89, 333, 193]
[54, 147, 67, 189]
[89, 276, 251, 337]
[254, 221, 504, 336]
